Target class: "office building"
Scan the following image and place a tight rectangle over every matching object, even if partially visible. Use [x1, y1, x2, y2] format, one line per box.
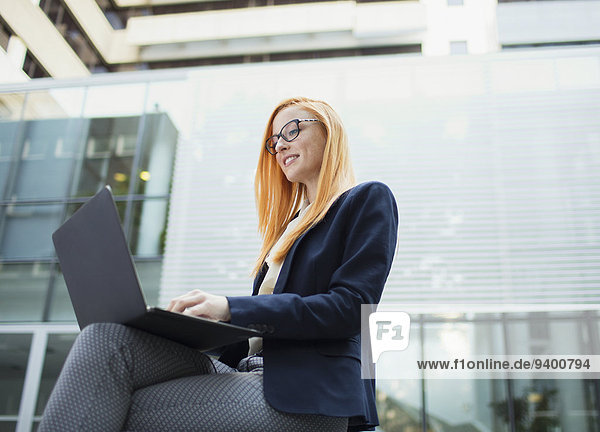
[1, 1, 599, 431]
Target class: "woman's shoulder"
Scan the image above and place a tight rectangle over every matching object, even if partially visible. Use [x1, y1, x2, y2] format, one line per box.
[345, 181, 395, 201]
[350, 180, 393, 193]
[332, 181, 396, 214]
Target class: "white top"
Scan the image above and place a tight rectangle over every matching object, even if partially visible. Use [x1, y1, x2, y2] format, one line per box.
[248, 200, 311, 356]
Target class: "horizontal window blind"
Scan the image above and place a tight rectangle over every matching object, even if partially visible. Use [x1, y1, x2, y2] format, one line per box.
[159, 48, 600, 309]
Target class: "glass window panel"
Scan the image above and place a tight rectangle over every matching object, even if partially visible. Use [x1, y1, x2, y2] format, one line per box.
[129, 199, 168, 256]
[0, 93, 25, 122]
[48, 259, 162, 321]
[35, 333, 77, 416]
[423, 320, 509, 431]
[376, 320, 423, 431]
[508, 379, 562, 431]
[12, 118, 84, 200]
[506, 315, 600, 430]
[134, 113, 178, 196]
[0, 422, 17, 431]
[506, 312, 591, 356]
[73, 117, 139, 197]
[83, 83, 146, 118]
[0, 333, 32, 416]
[0, 262, 51, 321]
[428, 380, 510, 432]
[0, 99, 20, 200]
[423, 319, 505, 360]
[376, 379, 424, 431]
[22, 89, 85, 121]
[0, 203, 63, 259]
[145, 81, 192, 136]
[65, 199, 126, 225]
[4, 89, 86, 200]
[47, 265, 77, 322]
[135, 259, 163, 307]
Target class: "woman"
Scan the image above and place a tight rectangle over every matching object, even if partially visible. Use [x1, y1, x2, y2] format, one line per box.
[39, 97, 398, 431]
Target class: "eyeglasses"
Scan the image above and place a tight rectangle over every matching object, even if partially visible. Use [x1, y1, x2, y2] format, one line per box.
[265, 118, 320, 155]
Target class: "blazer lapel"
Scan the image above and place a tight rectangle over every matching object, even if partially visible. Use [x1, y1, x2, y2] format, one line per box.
[257, 196, 335, 295]
[271, 229, 309, 294]
[251, 262, 268, 296]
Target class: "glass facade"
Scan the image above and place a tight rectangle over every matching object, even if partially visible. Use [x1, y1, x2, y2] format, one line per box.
[0, 334, 31, 419]
[1, 313, 597, 431]
[1, 46, 599, 431]
[373, 312, 600, 431]
[0, 87, 177, 325]
[34, 333, 78, 420]
[405, 313, 599, 432]
[0, 81, 177, 429]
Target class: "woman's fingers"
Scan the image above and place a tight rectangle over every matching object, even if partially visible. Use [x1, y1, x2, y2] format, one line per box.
[166, 289, 205, 313]
[166, 290, 231, 322]
[182, 303, 212, 319]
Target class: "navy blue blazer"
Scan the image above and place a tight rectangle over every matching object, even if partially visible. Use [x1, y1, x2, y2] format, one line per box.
[221, 181, 398, 431]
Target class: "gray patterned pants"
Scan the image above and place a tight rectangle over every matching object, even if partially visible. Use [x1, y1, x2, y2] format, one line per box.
[39, 323, 348, 432]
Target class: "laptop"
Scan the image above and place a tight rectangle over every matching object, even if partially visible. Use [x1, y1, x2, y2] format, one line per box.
[52, 185, 261, 351]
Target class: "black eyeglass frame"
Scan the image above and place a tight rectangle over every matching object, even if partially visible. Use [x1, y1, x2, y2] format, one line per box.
[265, 118, 320, 155]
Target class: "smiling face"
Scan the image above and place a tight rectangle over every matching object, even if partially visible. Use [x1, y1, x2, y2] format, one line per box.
[272, 106, 327, 203]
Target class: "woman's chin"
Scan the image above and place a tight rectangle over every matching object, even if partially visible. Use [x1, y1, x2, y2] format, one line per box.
[283, 172, 299, 184]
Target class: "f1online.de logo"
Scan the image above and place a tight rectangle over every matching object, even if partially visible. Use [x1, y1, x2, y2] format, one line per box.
[369, 311, 411, 363]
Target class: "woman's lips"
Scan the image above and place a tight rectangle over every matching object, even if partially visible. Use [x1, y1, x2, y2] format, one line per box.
[284, 154, 299, 167]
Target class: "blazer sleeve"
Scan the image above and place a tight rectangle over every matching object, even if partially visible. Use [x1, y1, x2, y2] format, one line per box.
[226, 182, 399, 340]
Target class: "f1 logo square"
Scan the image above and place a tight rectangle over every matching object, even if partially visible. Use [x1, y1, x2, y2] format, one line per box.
[369, 311, 411, 363]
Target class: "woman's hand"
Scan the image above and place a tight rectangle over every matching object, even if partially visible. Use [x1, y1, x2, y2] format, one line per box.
[166, 290, 231, 322]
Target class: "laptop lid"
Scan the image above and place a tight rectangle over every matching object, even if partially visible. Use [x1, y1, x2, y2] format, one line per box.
[52, 186, 147, 328]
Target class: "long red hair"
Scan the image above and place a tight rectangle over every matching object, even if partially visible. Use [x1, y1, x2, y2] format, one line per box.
[252, 97, 356, 276]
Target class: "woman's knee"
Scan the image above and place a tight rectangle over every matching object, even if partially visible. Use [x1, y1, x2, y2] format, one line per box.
[75, 322, 136, 350]
[79, 322, 126, 338]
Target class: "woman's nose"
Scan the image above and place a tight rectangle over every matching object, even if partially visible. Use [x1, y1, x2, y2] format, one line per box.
[275, 138, 288, 153]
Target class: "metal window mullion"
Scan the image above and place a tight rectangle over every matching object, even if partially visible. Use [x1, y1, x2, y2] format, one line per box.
[16, 329, 48, 432]
[0, 193, 170, 206]
[501, 314, 517, 432]
[0, 323, 78, 333]
[583, 313, 600, 417]
[419, 315, 427, 432]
